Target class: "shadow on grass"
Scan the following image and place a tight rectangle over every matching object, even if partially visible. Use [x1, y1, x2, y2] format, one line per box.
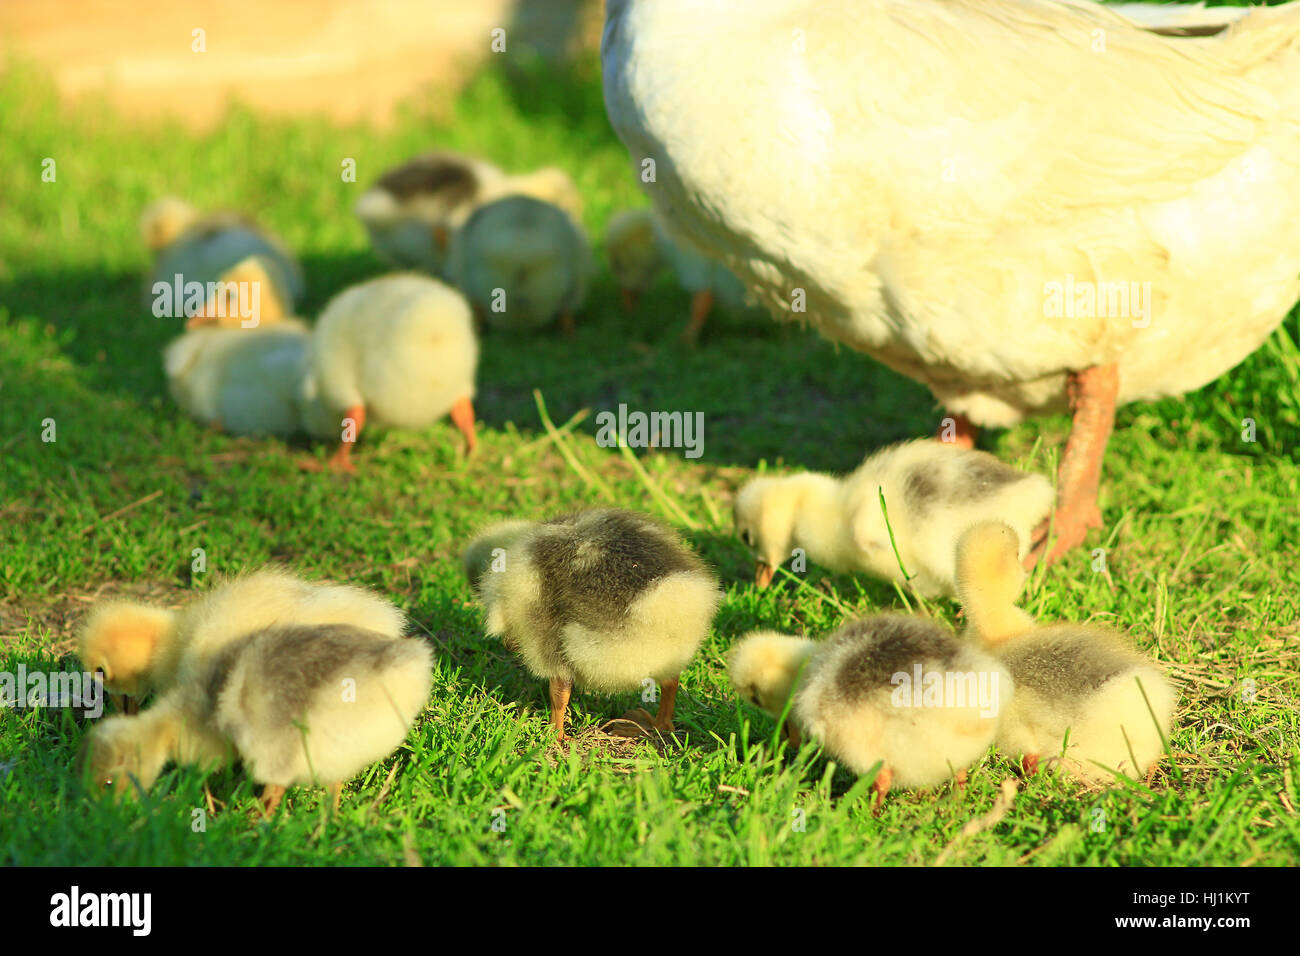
[1, 250, 939, 475]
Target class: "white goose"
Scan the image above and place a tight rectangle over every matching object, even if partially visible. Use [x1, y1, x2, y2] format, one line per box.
[602, 0, 1300, 562]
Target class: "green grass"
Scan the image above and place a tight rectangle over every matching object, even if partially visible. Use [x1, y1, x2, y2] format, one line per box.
[1, 41, 1298, 865]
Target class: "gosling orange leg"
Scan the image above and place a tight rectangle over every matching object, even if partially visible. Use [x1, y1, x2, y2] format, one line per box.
[954, 769, 968, 790]
[682, 288, 714, 344]
[1028, 363, 1119, 567]
[616, 678, 680, 736]
[651, 677, 679, 733]
[1021, 754, 1040, 777]
[449, 395, 477, 455]
[872, 765, 893, 815]
[326, 404, 366, 474]
[329, 781, 343, 813]
[260, 784, 286, 817]
[938, 413, 978, 449]
[548, 677, 573, 741]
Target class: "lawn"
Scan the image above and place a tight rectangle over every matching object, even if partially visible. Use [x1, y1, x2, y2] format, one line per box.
[1, 36, 1298, 866]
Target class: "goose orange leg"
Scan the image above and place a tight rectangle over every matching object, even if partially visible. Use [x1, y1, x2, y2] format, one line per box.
[682, 289, 714, 344]
[938, 413, 978, 449]
[1028, 363, 1119, 566]
[548, 677, 573, 741]
[450, 395, 477, 455]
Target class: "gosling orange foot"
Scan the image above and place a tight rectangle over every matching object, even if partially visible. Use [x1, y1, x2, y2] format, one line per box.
[614, 677, 680, 737]
[871, 765, 893, 815]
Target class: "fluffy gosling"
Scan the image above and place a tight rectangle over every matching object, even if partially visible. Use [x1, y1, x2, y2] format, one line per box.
[79, 569, 425, 813]
[955, 521, 1177, 783]
[733, 439, 1053, 596]
[448, 194, 591, 335]
[302, 273, 479, 472]
[464, 509, 721, 739]
[729, 615, 1011, 809]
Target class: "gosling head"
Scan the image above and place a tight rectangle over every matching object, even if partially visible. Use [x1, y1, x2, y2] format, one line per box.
[79, 717, 149, 799]
[140, 196, 199, 252]
[183, 256, 286, 330]
[605, 209, 663, 310]
[78, 602, 178, 701]
[726, 630, 816, 715]
[733, 476, 807, 588]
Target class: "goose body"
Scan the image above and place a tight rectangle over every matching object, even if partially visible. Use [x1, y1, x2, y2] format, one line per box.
[604, 0, 1300, 557]
[304, 274, 479, 469]
[467, 508, 722, 737]
[603, 0, 1300, 423]
[733, 439, 1053, 596]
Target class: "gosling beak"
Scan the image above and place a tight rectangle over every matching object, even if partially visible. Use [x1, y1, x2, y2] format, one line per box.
[184, 312, 215, 330]
[755, 561, 775, 589]
[620, 288, 638, 312]
[450, 395, 477, 456]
